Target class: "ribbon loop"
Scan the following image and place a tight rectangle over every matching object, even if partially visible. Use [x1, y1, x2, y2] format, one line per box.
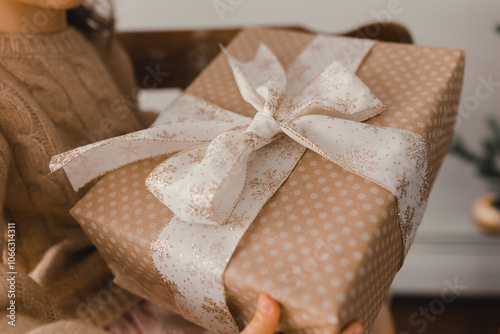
[222, 44, 287, 114]
[281, 60, 385, 123]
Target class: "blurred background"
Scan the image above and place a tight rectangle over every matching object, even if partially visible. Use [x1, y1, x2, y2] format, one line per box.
[113, 1, 500, 332]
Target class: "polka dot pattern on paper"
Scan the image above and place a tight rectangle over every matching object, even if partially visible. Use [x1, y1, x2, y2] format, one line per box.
[72, 156, 181, 312]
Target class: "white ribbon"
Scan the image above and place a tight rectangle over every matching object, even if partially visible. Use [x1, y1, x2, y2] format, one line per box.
[50, 35, 428, 333]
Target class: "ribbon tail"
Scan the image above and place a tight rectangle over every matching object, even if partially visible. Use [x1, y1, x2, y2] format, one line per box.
[50, 120, 248, 192]
[281, 115, 428, 255]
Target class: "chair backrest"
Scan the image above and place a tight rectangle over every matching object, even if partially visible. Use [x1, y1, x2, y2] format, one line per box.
[117, 23, 413, 89]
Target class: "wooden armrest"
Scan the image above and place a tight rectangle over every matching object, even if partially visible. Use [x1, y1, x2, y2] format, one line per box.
[117, 23, 412, 90]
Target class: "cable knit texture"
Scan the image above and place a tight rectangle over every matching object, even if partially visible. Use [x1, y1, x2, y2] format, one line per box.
[0, 27, 146, 333]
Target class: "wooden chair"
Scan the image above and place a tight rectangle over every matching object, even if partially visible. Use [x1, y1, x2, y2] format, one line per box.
[117, 22, 413, 90]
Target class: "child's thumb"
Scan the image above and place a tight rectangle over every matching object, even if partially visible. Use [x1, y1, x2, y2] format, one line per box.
[241, 294, 280, 334]
[341, 323, 364, 334]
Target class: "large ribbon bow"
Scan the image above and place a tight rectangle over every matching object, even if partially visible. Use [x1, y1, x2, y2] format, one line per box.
[148, 44, 389, 227]
[50, 36, 428, 333]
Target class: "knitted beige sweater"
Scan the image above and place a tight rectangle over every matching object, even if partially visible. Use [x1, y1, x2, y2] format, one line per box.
[0, 27, 149, 333]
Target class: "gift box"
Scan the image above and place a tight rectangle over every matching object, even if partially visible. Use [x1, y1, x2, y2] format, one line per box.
[51, 28, 465, 333]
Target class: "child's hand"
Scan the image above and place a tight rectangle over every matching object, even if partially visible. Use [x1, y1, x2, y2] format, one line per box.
[242, 293, 364, 334]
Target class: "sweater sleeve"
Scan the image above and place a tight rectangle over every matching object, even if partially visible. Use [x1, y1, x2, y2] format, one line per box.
[0, 266, 109, 334]
[0, 124, 110, 333]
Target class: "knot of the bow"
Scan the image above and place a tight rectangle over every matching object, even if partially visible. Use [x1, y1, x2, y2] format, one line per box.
[245, 110, 282, 141]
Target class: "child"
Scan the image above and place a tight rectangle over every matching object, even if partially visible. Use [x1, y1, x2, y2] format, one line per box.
[0, 1, 367, 333]
[0, 1, 149, 332]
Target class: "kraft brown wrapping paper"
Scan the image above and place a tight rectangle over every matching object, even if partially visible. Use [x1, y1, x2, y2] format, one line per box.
[70, 28, 465, 333]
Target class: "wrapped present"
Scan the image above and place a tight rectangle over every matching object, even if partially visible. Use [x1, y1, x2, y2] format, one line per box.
[51, 28, 465, 333]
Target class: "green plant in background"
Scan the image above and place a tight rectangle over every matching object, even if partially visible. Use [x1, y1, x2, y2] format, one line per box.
[450, 117, 500, 207]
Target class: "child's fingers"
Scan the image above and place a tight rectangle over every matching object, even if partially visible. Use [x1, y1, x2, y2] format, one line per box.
[341, 323, 364, 334]
[240, 294, 363, 334]
[241, 294, 280, 334]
